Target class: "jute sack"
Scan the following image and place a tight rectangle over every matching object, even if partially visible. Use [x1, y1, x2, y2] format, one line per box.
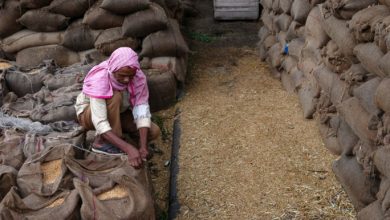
[258, 26, 270, 44]
[0, 165, 17, 201]
[291, 0, 311, 24]
[281, 56, 297, 74]
[101, 0, 150, 14]
[260, 0, 272, 9]
[146, 69, 177, 112]
[5, 66, 53, 97]
[271, 0, 282, 14]
[48, 0, 96, 18]
[275, 13, 292, 32]
[17, 9, 70, 32]
[140, 19, 189, 58]
[43, 73, 84, 91]
[325, 0, 378, 20]
[373, 146, 390, 178]
[290, 67, 304, 90]
[2, 30, 64, 54]
[338, 97, 377, 144]
[62, 21, 102, 51]
[141, 56, 187, 82]
[95, 27, 140, 56]
[78, 49, 108, 65]
[319, 4, 356, 57]
[305, 6, 329, 48]
[353, 77, 381, 116]
[348, 5, 390, 43]
[17, 145, 74, 197]
[336, 116, 359, 156]
[280, 0, 293, 14]
[313, 65, 350, 105]
[317, 116, 342, 155]
[375, 78, 390, 113]
[298, 78, 319, 119]
[0, 0, 23, 38]
[354, 43, 386, 78]
[340, 64, 369, 85]
[1, 92, 37, 117]
[357, 200, 384, 220]
[373, 16, 390, 53]
[122, 3, 168, 38]
[261, 9, 276, 33]
[321, 40, 352, 74]
[281, 71, 295, 93]
[353, 141, 379, 176]
[53, 61, 94, 75]
[288, 38, 304, 60]
[0, 188, 80, 219]
[266, 43, 283, 69]
[16, 45, 80, 69]
[286, 21, 304, 41]
[82, 0, 124, 30]
[379, 52, 390, 76]
[20, 0, 53, 9]
[333, 155, 378, 211]
[0, 129, 25, 170]
[380, 0, 390, 7]
[376, 176, 390, 203]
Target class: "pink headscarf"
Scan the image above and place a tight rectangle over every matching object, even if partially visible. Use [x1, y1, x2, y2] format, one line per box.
[82, 47, 149, 107]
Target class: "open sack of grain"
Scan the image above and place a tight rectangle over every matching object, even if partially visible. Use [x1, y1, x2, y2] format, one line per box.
[258, 0, 390, 215]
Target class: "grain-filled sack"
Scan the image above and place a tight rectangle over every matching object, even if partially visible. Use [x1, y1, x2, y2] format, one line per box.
[258, 26, 270, 44]
[356, 200, 384, 220]
[354, 43, 386, 78]
[325, 0, 378, 20]
[2, 30, 64, 54]
[286, 21, 304, 41]
[16, 45, 80, 69]
[122, 3, 168, 38]
[48, 0, 96, 18]
[348, 5, 390, 43]
[339, 97, 377, 144]
[319, 5, 356, 57]
[281, 56, 297, 74]
[379, 52, 390, 76]
[0, 129, 25, 170]
[298, 78, 319, 119]
[275, 13, 292, 32]
[352, 77, 381, 116]
[261, 9, 276, 33]
[94, 27, 139, 56]
[0, 0, 23, 38]
[318, 117, 342, 155]
[1, 93, 37, 117]
[141, 56, 187, 82]
[0, 188, 80, 219]
[140, 19, 189, 58]
[43, 73, 84, 91]
[375, 78, 390, 113]
[146, 69, 177, 112]
[291, 0, 311, 24]
[260, 0, 272, 9]
[336, 117, 359, 156]
[321, 40, 352, 74]
[17, 145, 74, 197]
[62, 21, 102, 51]
[333, 155, 378, 211]
[20, 0, 53, 9]
[271, 0, 282, 14]
[17, 10, 70, 32]
[380, 0, 390, 7]
[290, 67, 304, 90]
[82, 1, 124, 29]
[374, 16, 390, 53]
[287, 38, 304, 60]
[5, 66, 53, 97]
[101, 0, 150, 14]
[373, 146, 390, 178]
[266, 43, 283, 69]
[340, 64, 369, 85]
[353, 141, 378, 175]
[0, 165, 17, 201]
[281, 71, 295, 93]
[280, 0, 293, 14]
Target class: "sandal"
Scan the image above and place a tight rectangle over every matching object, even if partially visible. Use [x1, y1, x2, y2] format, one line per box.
[92, 142, 125, 156]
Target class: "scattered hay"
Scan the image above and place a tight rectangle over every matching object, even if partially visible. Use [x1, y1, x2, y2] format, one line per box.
[97, 185, 129, 200]
[41, 159, 62, 185]
[46, 197, 65, 208]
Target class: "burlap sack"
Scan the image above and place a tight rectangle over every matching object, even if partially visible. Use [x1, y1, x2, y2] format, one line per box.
[48, 0, 95, 18]
[0, 165, 17, 201]
[43, 73, 84, 91]
[298, 78, 319, 119]
[17, 9, 70, 32]
[375, 78, 390, 113]
[0, 188, 80, 219]
[338, 97, 377, 144]
[5, 66, 52, 97]
[141, 56, 187, 82]
[353, 140, 378, 175]
[146, 69, 177, 112]
[261, 9, 276, 33]
[379, 52, 390, 76]
[260, 0, 272, 9]
[324, 0, 377, 20]
[20, 0, 53, 9]
[16, 45, 80, 69]
[0, 0, 23, 38]
[348, 5, 390, 43]
[258, 26, 270, 44]
[280, 0, 293, 14]
[288, 38, 304, 60]
[95, 27, 140, 56]
[319, 5, 356, 57]
[290, 67, 304, 90]
[275, 13, 292, 32]
[322, 40, 352, 74]
[333, 155, 378, 211]
[286, 21, 304, 41]
[281, 56, 297, 74]
[373, 16, 390, 53]
[374, 146, 390, 178]
[0, 129, 25, 169]
[281, 71, 295, 93]
[2, 30, 65, 54]
[357, 200, 384, 220]
[340, 64, 370, 85]
[62, 21, 101, 51]
[271, 0, 282, 14]
[140, 19, 189, 58]
[354, 43, 385, 78]
[352, 77, 381, 116]
[122, 3, 168, 38]
[291, 0, 311, 24]
[1, 92, 37, 117]
[17, 145, 74, 197]
[101, 0, 150, 14]
[266, 43, 283, 69]
[317, 116, 342, 155]
[337, 117, 359, 156]
[82, 0, 124, 30]
[78, 49, 108, 65]
[380, 0, 390, 7]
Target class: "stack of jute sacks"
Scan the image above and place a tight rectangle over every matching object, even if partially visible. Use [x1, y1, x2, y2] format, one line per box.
[0, 0, 190, 112]
[259, 0, 390, 218]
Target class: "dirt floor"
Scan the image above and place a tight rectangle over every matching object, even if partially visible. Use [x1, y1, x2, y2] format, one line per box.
[150, 1, 356, 219]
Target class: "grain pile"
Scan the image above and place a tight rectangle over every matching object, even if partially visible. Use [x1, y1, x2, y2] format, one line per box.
[97, 185, 129, 200]
[46, 197, 65, 208]
[41, 159, 62, 185]
[259, 0, 390, 217]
